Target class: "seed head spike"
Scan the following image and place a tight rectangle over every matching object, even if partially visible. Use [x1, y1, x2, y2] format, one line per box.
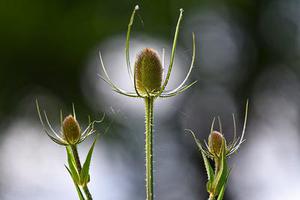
[134, 48, 163, 97]
[63, 115, 81, 145]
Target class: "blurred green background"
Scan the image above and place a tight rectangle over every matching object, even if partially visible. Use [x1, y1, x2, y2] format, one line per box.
[1, 0, 300, 199]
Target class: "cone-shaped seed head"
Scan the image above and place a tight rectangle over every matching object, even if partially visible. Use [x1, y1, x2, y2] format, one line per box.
[208, 131, 225, 156]
[63, 115, 81, 145]
[134, 48, 163, 97]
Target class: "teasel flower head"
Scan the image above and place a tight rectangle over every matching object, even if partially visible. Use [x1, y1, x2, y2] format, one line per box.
[98, 5, 196, 99]
[62, 115, 81, 145]
[187, 100, 249, 160]
[134, 48, 163, 97]
[187, 101, 249, 199]
[208, 130, 226, 157]
[36, 100, 103, 146]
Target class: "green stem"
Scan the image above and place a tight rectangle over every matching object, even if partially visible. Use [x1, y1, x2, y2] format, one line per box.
[71, 145, 93, 200]
[209, 194, 215, 200]
[144, 97, 154, 200]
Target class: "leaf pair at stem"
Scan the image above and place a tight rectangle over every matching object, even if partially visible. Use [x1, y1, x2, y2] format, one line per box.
[65, 140, 97, 200]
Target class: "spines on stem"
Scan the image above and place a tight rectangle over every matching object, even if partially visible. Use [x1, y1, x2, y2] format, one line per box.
[144, 97, 154, 200]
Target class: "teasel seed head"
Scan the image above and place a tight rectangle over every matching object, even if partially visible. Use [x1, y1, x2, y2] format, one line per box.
[134, 48, 163, 97]
[63, 115, 81, 145]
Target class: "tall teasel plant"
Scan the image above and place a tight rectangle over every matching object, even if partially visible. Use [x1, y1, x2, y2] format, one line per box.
[187, 101, 249, 200]
[36, 100, 103, 200]
[98, 5, 196, 200]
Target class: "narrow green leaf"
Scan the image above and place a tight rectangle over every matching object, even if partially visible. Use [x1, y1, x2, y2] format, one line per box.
[201, 151, 214, 184]
[217, 184, 225, 200]
[66, 146, 80, 183]
[66, 146, 75, 164]
[186, 129, 215, 193]
[217, 169, 230, 200]
[213, 141, 228, 195]
[65, 166, 85, 200]
[80, 137, 98, 185]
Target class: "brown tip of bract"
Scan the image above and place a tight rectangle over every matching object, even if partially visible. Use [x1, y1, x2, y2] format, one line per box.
[63, 115, 81, 145]
[134, 48, 163, 97]
[208, 131, 225, 156]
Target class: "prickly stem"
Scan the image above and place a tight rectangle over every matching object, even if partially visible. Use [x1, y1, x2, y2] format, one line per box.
[144, 97, 154, 200]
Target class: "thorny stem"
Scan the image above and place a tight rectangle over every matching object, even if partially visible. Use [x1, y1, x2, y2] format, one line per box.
[145, 97, 154, 200]
[71, 145, 93, 200]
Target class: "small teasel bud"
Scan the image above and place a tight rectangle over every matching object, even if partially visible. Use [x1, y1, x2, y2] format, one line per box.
[63, 115, 81, 145]
[208, 131, 225, 156]
[134, 48, 163, 97]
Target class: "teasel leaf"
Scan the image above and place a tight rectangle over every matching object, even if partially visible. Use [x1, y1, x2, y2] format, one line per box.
[80, 136, 97, 186]
[201, 150, 214, 186]
[217, 184, 225, 200]
[65, 166, 85, 200]
[213, 141, 228, 196]
[66, 146, 80, 184]
[216, 169, 230, 200]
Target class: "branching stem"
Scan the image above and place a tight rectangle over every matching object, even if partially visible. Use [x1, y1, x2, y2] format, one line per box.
[144, 97, 154, 200]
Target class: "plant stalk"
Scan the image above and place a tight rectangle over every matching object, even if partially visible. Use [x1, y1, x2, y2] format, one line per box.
[71, 145, 93, 200]
[144, 97, 154, 200]
[209, 194, 215, 200]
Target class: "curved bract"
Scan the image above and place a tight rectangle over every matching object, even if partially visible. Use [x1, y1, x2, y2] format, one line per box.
[98, 5, 196, 100]
[36, 100, 102, 146]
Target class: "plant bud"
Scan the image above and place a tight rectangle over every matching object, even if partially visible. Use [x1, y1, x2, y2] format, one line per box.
[134, 48, 163, 97]
[63, 115, 81, 145]
[208, 131, 225, 156]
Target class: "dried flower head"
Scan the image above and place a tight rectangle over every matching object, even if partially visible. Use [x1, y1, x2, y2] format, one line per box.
[98, 5, 196, 99]
[36, 100, 102, 146]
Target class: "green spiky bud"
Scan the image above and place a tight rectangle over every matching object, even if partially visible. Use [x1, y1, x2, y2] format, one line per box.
[208, 131, 225, 156]
[134, 48, 163, 97]
[63, 115, 81, 145]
